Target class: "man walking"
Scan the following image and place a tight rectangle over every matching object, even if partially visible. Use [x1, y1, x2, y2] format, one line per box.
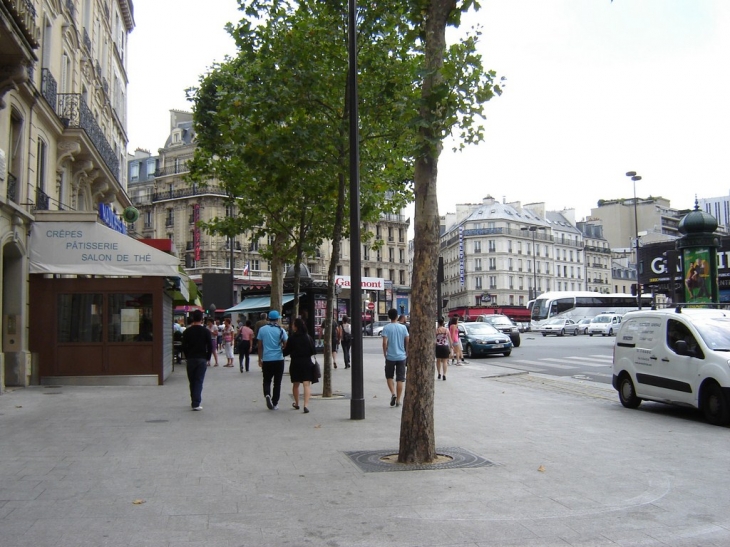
[181, 309, 212, 411]
[257, 310, 288, 410]
[382, 308, 409, 408]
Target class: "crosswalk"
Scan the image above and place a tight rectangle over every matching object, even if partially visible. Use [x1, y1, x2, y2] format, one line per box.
[505, 354, 614, 379]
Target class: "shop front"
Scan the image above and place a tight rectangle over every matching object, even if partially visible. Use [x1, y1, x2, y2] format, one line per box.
[28, 214, 187, 386]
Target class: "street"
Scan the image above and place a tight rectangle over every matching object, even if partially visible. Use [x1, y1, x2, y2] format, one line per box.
[362, 330, 616, 385]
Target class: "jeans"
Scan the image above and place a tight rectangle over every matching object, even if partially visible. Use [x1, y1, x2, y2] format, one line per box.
[238, 340, 251, 371]
[342, 338, 351, 367]
[186, 357, 208, 407]
[262, 360, 285, 405]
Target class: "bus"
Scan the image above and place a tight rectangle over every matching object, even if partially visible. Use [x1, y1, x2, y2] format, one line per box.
[529, 291, 653, 329]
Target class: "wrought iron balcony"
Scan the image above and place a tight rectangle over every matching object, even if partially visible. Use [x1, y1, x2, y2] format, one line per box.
[34, 187, 50, 210]
[154, 163, 191, 177]
[40, 68, 57, 109]
[152, 185, 227, 202]
[56, 94, 119, 180]
[6, 173, 18, 203]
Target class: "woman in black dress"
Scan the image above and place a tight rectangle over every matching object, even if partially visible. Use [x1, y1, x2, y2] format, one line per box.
[284, 317, 316, 413]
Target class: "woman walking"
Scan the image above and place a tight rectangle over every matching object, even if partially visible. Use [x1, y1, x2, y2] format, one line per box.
[284, 317, 316, 413]
[449, 316, 466, 365]
[340, 316, 352, 369]
[207, 318, 219, 366]
[435, 317, 451, 380]
[238, 320, 254, 372]
[222, 317, 236, 367]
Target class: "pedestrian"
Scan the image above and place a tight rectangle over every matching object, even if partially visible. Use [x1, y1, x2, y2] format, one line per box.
[331, 318, 341, 368]
[284, 317, 316, 413]
[340, 315, 352, 369]
[257, 309, 288, 410]
[181, 309, 212, 411]
[215, 319, 223, 353]
[238, 319, 254, 372]
[449, 315, 466, 365]
[398, 314, 410, 332]
[382, 308, 409, 407]
[206, 318, 219, 366]
[252, 312, 268, 355]
[435, 317, 451, 380]
[221, 317, 236, 367]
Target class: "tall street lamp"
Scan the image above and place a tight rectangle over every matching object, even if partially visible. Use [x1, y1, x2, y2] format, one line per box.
[521, 226, 545, 301]
[626, 171, 642, 309]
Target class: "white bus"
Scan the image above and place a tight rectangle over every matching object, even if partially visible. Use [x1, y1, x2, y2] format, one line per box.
[529, 291, 653, 330]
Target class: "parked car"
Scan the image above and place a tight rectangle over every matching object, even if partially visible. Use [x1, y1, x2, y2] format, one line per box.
[539, 317, 581, 337]
[475, 314, 521, 347]
[577, 318, 592, 335]
[588, 313, 622, 336]
[457, 322, 513, 358]
[371, 321, 390, 336]
[612, 308, 730, 426]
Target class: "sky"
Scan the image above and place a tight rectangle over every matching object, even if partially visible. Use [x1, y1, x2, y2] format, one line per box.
[127, 0, 730, 223]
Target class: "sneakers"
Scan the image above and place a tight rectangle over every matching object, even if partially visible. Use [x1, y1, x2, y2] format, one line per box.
[273, 405, 279, 410]
[390, 394, 397, 407]
[265, 395, 274, 410]
[192, 406, 203, 411]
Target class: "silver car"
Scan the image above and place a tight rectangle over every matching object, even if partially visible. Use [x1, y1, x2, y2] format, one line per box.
[540, 317, 581, 337]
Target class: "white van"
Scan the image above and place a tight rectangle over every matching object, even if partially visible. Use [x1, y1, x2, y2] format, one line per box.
[612, 308, 730, 425]
[587, 313, 622, 337]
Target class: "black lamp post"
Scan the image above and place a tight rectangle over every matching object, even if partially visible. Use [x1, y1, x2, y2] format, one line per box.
[520, 226, 545, 300]
[626, 171, 642, 309]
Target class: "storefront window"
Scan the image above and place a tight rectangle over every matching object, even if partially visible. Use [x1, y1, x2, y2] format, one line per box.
[108, 294, 154, 342]
[58, 294, 104, 343]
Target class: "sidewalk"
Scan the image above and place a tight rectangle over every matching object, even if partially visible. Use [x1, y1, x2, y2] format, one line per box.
[1, 344, 729, 546]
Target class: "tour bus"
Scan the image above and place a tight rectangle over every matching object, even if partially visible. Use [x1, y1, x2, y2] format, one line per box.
[528, 291, 653, 330]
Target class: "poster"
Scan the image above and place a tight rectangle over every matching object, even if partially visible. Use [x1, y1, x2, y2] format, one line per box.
[683, 248, 712, 303]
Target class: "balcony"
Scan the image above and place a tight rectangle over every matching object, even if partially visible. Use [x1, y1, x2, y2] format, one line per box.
[3, 0, 40, 47]
[6, 173, 18, 203]
[57, 94, 119, 180]
[40, 68, 57, 109]
[34, 187, 49, 210]
[154, 163, 191, 177]
[152, 185, 228, 202]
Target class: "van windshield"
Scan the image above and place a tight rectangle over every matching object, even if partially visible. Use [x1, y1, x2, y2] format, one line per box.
[592, 316, 611, 323]
[693, 317, 730, 351]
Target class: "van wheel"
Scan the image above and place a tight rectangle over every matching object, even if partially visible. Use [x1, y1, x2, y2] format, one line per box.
[589, 333, 593, 337]
[608, 328, 614, 336]
[618, 374, 642, 409]
[542, 333, 547, 337]
[702, 382, 730, 426]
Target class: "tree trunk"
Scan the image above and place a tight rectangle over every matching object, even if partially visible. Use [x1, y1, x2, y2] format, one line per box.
[398, 0, 455, 464]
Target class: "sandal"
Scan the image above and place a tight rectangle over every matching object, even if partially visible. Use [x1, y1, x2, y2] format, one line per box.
[292, 402, 300, 410]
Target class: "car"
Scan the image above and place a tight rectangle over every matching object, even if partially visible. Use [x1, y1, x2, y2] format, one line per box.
[457, 322, 513, 358]
[539, 317, 581, 336]
[577, 318, 592, 334]
[587, 313, 622, 336]
[612, 308, 730, 426]
[371, 321, 390, 336]
[475, 314, 521, 347]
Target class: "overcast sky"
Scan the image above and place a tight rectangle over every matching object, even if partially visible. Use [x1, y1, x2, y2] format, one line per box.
[127, 0, 730, 222]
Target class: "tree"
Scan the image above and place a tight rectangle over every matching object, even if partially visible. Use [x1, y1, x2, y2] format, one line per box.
[187, 0, 417, 395]
[399, 0, 502, 463]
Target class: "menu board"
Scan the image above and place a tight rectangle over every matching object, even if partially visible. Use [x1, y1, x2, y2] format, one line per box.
[313, 295, 327, 349]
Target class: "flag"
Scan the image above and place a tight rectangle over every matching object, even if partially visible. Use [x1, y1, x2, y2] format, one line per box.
[242, 262, 249, 276]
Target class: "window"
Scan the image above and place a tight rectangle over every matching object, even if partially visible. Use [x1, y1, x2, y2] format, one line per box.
[399, 270, 405, 285]
[389, 248, 394, 262]
[489, 258, 496, 270]
[474, 258, 482, 271]
[509, 276, 514, 289]
[399, 228, 404, 243]
[518, 259, 523, 272]
[399, 249, 404, 263]
[488, 240, 496, 252]
[250, 240, 259, 252]
[363, 245, 369, 261]
[388, 227, 393, 241]
[130, 162, 139, 181]
[489, 276, 497, 290]
[165, 209, 174, 227]
[508, 240, 513, 252]
[336, 265, 342, 275]
[474, 241, 481, 253]
[251, 259, 260, 271]
[475, 276, 483, 289]
[508, 258, 513, 271]
[364, 267, 370, 277]
[58, 294, 103, 342]
[389, 269, 395, 281]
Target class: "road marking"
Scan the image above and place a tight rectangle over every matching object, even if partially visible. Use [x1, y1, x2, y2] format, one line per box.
[510, 359, 579, 370]
[562, 356, 612, 364]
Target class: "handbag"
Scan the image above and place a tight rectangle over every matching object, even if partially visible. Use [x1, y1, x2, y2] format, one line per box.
[311, 357, 321, 384]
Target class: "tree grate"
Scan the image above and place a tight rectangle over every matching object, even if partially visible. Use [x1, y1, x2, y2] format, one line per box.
[345, 446, 495, 473]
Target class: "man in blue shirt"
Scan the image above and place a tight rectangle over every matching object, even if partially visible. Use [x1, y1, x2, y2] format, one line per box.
[257, 310, 288, 410]
[382, 308, 409, 407]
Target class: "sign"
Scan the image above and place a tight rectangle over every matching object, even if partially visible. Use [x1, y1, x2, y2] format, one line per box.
[98, 203, 127, 235]
[367, 302, 375, 310]
[334, 275, 385, 291]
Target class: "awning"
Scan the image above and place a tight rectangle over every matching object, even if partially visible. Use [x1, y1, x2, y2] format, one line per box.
[30, 220, 181, 278]
[224, 293, 298, 315]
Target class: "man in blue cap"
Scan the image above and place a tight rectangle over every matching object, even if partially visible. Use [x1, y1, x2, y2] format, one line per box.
[257, 309, 288, 410]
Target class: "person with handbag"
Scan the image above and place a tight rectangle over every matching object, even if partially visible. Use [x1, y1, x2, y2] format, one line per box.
[283, 317, 316, 413]
[257, 310, 288, 410]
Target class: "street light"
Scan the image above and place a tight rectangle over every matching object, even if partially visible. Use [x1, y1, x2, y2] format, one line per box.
[626, 171, 642, 309]
[521, 226, 545, 301]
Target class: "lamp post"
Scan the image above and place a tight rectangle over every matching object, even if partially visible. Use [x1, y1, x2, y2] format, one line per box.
[520, 226, 545, 301]
[626, 171, 642, 309]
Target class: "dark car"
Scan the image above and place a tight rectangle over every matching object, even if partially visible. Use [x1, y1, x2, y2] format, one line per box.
[457, 322, 513, 358]
[476, 314, 521, 347]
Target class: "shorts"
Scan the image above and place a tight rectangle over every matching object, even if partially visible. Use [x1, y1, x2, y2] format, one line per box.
[435, 344, 451, 359]
[385, 359, 406, 382]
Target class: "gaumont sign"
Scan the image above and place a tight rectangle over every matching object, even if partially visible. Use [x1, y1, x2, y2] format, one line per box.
[334, 276, 385, 291]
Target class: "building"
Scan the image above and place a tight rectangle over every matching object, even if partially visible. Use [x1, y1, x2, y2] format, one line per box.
[128, 111, 411, 319]
[576, 219, 612, 293]
[1, 0, 135, 390]
[699, 193, 730, 232]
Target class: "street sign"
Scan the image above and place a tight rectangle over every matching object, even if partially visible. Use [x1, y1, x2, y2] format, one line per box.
[367, 302, 375, 310]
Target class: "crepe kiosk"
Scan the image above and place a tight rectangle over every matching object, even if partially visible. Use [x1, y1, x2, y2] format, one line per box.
[28, 212, 189, 386]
